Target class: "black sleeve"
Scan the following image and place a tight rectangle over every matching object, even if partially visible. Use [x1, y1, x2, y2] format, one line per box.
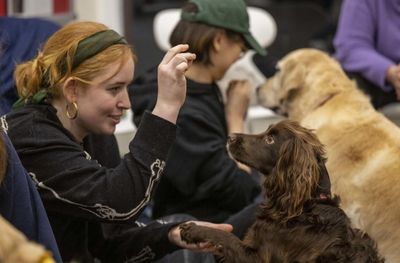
[83, 133, 121, 168]
[165, 112, 261, 212]
[8, 111, 176, 223]
[89, 221, 181, 263]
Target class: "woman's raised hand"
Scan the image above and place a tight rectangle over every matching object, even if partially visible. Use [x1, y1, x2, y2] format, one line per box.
[153, 44, 196, 123]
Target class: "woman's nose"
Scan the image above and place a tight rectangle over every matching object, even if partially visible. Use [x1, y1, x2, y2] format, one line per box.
[118, 88, 131, 109]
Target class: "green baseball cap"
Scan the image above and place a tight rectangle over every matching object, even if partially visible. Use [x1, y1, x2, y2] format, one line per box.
[181, 0, 267, 56]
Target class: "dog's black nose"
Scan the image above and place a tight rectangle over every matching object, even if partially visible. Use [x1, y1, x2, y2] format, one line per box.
[270, 106, 280, 113]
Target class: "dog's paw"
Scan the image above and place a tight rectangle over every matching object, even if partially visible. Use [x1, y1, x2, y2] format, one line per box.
[180, 222, 200, 244]
[179, 222, 222, 247]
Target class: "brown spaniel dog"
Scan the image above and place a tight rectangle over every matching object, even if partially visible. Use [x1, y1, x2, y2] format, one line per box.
[180, 120, 384, 263]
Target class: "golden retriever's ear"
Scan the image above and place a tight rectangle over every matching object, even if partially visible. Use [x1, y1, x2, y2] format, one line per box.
[281, 59, 306, 93]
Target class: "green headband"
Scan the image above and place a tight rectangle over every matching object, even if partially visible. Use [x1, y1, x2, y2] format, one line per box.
[12, 30, 128, 109]
[72, 29, 128, 69]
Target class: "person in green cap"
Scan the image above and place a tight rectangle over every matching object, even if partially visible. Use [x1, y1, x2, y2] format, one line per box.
[130, 0, 266, 224]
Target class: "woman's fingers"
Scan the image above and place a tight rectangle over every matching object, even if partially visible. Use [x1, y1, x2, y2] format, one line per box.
[160, 44, 196, 74]
[160, 44, 190, 65]
[183, 242, 222, 253]
[167, 52, 196, 73]
[153, 45, 195, 123]
[175, 55, 196, 73]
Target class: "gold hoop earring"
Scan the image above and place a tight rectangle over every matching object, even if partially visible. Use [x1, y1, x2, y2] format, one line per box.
[66, 102, 78, 119]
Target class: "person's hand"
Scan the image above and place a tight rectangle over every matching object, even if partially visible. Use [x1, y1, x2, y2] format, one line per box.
[225, 80, 251, 134]
[386, 64, 400, 100]
[153, 44, 196, 123]
[168, 221, 232, 253]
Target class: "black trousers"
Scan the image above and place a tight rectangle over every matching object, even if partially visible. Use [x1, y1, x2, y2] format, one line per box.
[346, 72, 397, 109]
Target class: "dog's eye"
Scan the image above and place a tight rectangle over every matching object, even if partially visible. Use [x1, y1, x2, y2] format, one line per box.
[265, 136, 274, 144]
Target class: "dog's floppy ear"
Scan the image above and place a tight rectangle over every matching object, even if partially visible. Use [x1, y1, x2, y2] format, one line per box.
[316, 157, 331, 198]
[266, 136, 320, 221]
[280, 59, 306, 94]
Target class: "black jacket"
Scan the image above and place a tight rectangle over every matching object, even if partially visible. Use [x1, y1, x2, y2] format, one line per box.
[3, 103, 180, 262]
[130, 67, 261, 223]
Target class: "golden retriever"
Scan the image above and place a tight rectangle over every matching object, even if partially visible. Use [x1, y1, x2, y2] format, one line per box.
[180, 120, 383, 262]
[257, 48, 400, 263]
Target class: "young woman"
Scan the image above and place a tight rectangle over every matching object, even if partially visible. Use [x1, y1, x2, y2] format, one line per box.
[130, 0, 265, 223]
[2, 21, 231, 262]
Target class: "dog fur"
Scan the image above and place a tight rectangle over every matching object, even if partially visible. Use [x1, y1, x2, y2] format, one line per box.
[180, 120, 383, 262]
[257, 48, 400, 262]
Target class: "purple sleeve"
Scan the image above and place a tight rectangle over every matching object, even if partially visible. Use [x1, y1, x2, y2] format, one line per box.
[333, 0, 394, 91]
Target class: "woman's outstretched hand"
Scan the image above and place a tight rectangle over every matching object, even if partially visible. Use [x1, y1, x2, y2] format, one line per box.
[153, 44, 196, 123]
[168, 221, 233, 253]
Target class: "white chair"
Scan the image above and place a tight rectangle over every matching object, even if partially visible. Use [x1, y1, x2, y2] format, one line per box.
[153, 6, 281, 133]
[153, 6, 277, 53]
[153, 8, 182, 52]
[115, 109, 136, 156]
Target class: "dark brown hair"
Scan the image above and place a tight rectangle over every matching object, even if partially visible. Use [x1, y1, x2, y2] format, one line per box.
[170, 3, 245, 65]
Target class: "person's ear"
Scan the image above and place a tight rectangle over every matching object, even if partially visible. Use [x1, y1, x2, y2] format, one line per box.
[62, 77, 78, 103]
[212, 30, 225, 52]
